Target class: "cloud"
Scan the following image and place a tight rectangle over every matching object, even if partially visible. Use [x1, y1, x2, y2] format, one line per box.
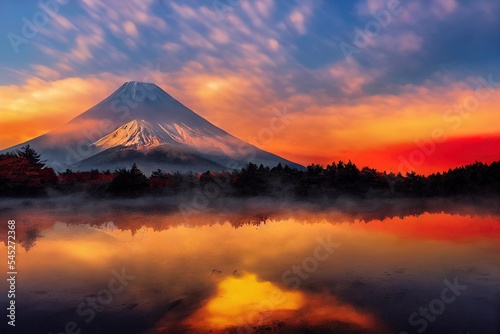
[268, 38, 280, 51]
[328, 60, 382, 95]
[123, 21, 139, 38]
[399, 0, 459, 24]
[289, 10, 306, 35]
[80, 0, 168, 33]
[431, 0, 457, 19]
[169, 2, 199, 19]
[180, 30, 215, 50]
[241, 1, 265, 27]
[1, 0, 498, 174]
[256, 0, 274, 18]
[286, 2, 315, 35]
[163, 42, 181, 52]
[209, 28, 230, 44]
[358, 0, 458, 21]
[50, 12, 77, 31]
[72, 28, 105, 62]
[357, 0, 387, 14]
[366, 32, 423, 54]
[0, 74, 125, 149]
[31, 65, 61, 80]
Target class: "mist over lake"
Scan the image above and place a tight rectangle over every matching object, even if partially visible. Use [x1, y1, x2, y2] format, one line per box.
[1, 199, 498, 334]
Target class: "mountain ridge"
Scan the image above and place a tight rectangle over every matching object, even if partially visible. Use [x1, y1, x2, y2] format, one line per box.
[1, 81, 304, 174]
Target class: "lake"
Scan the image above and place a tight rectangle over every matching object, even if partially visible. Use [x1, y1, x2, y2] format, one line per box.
[1, 200, 499, 333]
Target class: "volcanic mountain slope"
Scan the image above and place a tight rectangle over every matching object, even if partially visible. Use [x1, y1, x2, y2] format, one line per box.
[1, 81, 303, 174]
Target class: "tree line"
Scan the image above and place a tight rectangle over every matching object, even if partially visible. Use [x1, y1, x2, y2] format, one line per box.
[0, 146, 499, 198]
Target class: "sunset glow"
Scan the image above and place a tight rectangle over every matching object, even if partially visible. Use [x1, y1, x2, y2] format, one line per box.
[1, 1, 498, 172]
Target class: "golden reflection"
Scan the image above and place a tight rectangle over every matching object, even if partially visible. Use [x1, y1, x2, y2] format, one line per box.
[183, 273, 381, 332]
[56, 240, 114, 264]
[187, 273, 302, 329]
[1, 210, 498, 333]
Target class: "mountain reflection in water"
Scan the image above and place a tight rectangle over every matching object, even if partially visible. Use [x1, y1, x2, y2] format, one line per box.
[0, 203, 498, 333]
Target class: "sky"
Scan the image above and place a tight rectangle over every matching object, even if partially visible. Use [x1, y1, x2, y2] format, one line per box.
[0, 0, 499, 174]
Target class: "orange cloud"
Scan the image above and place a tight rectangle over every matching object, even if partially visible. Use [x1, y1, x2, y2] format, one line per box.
[1, 67, 498, 175]
[0, 75, 125, 149]
[255, 84, 500, 171]
[136, 56, 499, 172]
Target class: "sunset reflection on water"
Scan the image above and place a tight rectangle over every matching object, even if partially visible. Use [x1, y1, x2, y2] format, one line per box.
[0, 209, 498, 333]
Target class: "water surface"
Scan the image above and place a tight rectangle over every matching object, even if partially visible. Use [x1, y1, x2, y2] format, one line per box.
[1, 205, 499, 333]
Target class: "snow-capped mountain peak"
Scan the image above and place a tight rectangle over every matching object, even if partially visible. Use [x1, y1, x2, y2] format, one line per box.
[93, 119, 170, 149]
[92, 118, 244, 158]
[1, 82, 304, 173]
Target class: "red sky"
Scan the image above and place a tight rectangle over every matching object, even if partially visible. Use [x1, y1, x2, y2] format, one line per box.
[0, 76, 499, 174]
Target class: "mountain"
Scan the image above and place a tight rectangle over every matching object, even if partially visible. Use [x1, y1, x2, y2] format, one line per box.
[1, 81, 303, 174]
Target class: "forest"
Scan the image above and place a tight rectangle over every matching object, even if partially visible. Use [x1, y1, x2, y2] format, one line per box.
[1, 145, 499, 199]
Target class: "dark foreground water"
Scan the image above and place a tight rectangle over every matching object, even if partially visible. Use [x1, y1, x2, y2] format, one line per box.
[0, 202, 499, 334]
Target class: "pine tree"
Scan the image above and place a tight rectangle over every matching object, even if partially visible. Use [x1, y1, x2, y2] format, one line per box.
[16, 145, 45, 169]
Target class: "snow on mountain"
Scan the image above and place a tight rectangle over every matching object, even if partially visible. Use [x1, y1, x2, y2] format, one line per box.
[92, 118, 252, 160]
[1, 81, 304, 173]
[93, 119, 172, 149]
